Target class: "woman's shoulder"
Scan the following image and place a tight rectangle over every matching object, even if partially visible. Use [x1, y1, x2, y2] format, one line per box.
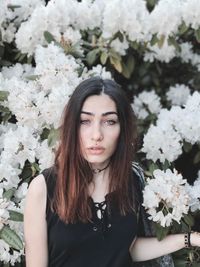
[27, 166, 56, 199]
[27, 174, 47, 201]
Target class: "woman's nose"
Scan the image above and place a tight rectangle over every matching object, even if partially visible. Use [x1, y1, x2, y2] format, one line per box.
[91, 123, 103, 142]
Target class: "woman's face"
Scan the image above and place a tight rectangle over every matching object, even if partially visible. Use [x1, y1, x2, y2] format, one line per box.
[79, 94, 120, 169]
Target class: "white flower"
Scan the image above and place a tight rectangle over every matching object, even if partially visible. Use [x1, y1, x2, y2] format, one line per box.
[110, 37, 129, 56]
[83, 64, 112, 80]
[15, 183, 28, 200]
[4, 77, 41, 130]
[166, 84, 191, 106]
[175, 92, 200, 144]
[144, 40, 176, 63]
[0, 199, 10, 230]
[142, 90, 200, 163]
[0, 0, 45, 43]
[142, 124, 183, 163]
[186, 171, 200, 212]
[179, 42, 194, 63]
[0, 125, 38, 189]
[102, 0, 147, 41]
[132, 90, 161, 119]
[1, 63, 34, 80]
[36, 140, 55, 171]
[143, 169, 190, 227]
[15, 5, 49, 55]
[146, 0, 182, 38]
[179, 43, 200, 70]
[0, 239, 10, 263]
[1, 23, 16, 43]
[182, 0, 200, 30]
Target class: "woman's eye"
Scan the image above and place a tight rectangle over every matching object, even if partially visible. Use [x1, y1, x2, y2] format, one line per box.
[104, 120, 117, 125]
[80, 119, 90, 125]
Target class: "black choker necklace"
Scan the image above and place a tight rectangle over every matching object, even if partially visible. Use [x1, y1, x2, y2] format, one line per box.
[92, 162, 110, 174]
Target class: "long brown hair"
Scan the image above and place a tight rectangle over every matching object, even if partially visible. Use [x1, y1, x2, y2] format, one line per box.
[54, 77, 138, 223]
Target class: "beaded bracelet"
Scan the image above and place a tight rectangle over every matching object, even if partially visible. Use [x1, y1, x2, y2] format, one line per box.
[184, 232, 191, 248]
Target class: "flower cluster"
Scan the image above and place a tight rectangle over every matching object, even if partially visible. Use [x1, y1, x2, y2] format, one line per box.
[0, 0, 45, 43]
[142, 90, 200, 163]
[132, 90, 161, 119]
[0, 0, 195, 66]
[143, 169, 190, 227]
[186, 171, 200, 212]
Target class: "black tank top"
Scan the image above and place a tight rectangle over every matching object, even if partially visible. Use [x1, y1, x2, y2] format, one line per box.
[42, 167, 139, 267]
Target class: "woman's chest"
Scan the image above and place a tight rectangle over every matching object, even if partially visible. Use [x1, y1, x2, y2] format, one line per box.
[47, 206, 138, 256]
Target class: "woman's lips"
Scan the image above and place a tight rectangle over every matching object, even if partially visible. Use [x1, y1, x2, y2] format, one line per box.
[87, 147, 105, 155]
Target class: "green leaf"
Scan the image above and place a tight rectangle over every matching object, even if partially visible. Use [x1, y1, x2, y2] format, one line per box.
[149, 162, 159, 175]
[121, 62, 131, 79]
[8, 210, 23, 222]
[150, 34, 159, 46]
[3, 188, 15, 200]
[178, 21, 188, 35]
[180, 220, 191, 232]
[183, 214, 194, 228]
[173, 258, 188, 267]
[112, 32, 124, 43]
[194, 151, 200, 164]
[67, 43, 84, 58]
[86, 48, 100, 65]
[154, 223, 170, 241]
[109, 49, 122, 60]
[183, 142, 192, 153]
[147, 0, 158, 7]
[27, 56, 33, 65]
[100, 51, 108, 65]
[157, 35, 165, 49]
[18, 53, 27, 62]
[7, 4, 21, 9]
[0, 105, 10, 113]
[195, 28, 200, 43]
[40, 127, 50, 140]
[44, 31, 56, 44]
[0, 225, 23, 250]
[0, 59, 12, 67]
[0, 91, 9, 101]
[130, 41, 139, 50]
[127, 55, 135, 74]
[31, 162, 40, 176]
[20, 165, 33, 181]
[25, 75, 41, 81]
[168, 36, 181, 52]
[144, 171, 153, 177]
[2, 112, 12, 123]
[121, 55, 135, 78]
[48, 128, 59, 147]
[0, 45, 4, 58]
[163, 159, 170, 171]
[109, 56, 122, 73]
[192, 263, 200, 267]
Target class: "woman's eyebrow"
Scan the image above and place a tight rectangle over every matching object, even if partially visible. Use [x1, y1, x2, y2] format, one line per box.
[81, 111, 118, 116]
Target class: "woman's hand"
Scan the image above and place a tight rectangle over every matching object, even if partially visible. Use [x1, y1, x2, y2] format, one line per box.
[191, 232, 200, 247]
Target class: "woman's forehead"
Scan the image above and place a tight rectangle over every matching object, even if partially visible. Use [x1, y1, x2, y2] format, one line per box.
[81, 94, 117, 114]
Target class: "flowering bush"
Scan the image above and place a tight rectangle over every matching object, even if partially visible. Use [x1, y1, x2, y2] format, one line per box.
[143, 169, 190, 228]
[0, 0, 200, 266]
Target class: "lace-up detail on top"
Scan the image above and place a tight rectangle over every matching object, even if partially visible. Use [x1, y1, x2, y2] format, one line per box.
[93, 200, 107, 220]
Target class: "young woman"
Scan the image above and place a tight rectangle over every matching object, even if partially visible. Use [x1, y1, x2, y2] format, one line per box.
[24, 77, 200, 267]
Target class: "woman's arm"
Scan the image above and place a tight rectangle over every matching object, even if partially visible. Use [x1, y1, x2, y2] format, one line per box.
[130, 232, 200, 262]
[24, 174, 48, 267]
